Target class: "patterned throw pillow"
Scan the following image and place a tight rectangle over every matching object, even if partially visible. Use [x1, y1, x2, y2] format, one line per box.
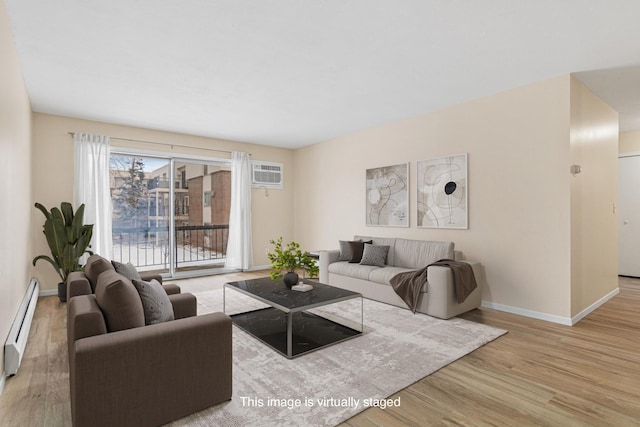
[132, 279, 175, 325]
[359, 244, 390, 267]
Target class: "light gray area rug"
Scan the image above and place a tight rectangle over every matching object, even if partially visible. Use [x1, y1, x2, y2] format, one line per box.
[170, 289, 506, 427]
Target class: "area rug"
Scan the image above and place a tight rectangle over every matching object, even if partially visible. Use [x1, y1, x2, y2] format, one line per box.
[169, 289, 506, 427]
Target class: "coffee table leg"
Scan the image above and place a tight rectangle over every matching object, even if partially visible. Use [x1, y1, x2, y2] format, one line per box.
[287, 312, 293, 358]
[360, 296, 364, 333]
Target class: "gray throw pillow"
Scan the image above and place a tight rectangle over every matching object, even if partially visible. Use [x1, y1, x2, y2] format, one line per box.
[112, 261, 142, 282]
[338, 240, 357, 261]
[132, 279, 175, 325]
[360, 244, 390, 267]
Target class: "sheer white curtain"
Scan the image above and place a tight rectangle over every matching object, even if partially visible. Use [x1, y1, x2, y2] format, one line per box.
[225, 151, 253, 270]
[73, 133, 113, 258]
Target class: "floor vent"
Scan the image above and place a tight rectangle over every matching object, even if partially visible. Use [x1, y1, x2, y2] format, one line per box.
[4, 279, 39, 376]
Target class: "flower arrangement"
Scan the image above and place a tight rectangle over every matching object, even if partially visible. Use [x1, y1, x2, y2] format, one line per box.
[267, 237, 318, 282]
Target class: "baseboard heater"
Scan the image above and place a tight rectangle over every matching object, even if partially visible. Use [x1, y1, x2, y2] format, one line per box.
[4, 279, 39, 376]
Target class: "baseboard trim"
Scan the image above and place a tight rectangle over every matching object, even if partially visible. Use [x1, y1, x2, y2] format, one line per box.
[39, 289, 57, 297]
[0, 370, 6, 396]
[481, 301, 573, 326]
[247, 265, 270, 272]
[571, 287, 619, 325]
[482, 287, 621, 326]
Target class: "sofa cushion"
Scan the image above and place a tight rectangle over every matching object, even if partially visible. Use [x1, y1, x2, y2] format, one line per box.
[85, 254, 116, 292]
[111, 261, 142, 282]
[132, 279, 175, 325]
[359, 244, 390, 267]
[393, 239, 454, 269]
[354, 236, 397, 266]
[348, 240, 372, 263]
[95, 270, 145, 332]
[328, 261, 380, 281]
[369, 266, 425, 290]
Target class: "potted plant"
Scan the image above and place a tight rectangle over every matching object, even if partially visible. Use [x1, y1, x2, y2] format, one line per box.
[267, 237, 319, 287]
[32, 202, 94, 302]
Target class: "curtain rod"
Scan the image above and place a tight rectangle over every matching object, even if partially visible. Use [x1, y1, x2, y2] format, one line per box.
[67, 132, 248, 156]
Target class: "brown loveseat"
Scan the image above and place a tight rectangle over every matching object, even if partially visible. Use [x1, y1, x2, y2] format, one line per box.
[66, 255, 232, 427]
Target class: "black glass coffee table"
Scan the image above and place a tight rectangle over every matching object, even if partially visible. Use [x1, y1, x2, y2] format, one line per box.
[224, 277, 363, 359]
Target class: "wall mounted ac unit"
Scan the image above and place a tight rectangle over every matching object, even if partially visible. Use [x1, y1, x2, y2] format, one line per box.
[251, 161, 283, 189]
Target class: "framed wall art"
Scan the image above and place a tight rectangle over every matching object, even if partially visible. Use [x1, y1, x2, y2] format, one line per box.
[365, 162, 409, 227]
[417, 153, 468, 229]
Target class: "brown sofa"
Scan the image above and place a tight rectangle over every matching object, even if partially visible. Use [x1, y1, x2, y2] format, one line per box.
[66, 255, 232, 427]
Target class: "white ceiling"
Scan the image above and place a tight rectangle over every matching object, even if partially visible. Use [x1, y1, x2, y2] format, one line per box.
[5, 0, 640, 148]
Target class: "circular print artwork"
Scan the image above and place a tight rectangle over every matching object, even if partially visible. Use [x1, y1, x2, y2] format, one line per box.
[417, 154, 467, 229]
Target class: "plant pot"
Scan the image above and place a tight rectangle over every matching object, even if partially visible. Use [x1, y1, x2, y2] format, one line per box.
[58, 282, 67, 302]
[283, 272, 299, 288]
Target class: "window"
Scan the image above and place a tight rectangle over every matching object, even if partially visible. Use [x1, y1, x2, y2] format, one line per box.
[110, 152, 231, 277]
[109, 155, 170, 273]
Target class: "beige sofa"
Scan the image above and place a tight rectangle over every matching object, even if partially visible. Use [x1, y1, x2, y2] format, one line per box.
[319, 235, 482, 319]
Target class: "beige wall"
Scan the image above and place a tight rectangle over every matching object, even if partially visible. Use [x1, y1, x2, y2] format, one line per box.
[569, 77, 619, 317]
[31, 113, 295, 291]
[294, 75, 575, 319]
[0, 0, 33, 377]
[619, 130, 640, 154]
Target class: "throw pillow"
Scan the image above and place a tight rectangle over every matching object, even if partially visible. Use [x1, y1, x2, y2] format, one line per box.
[338, 240, 359, 261]
[132, 279, 175, 325]
[111, 260, 142, 282]
[348, 240, 373, 263]
[94, 270, 145, 332]
[84, 254, 116, 292]
[360, 244, 390, 267]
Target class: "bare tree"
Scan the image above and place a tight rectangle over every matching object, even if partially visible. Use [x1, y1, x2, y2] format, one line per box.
[111, 156, 147, 229]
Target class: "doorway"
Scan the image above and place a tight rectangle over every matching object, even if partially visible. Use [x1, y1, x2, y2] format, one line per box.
[618, 154, 640, 277]
[109, 153, 232, 277]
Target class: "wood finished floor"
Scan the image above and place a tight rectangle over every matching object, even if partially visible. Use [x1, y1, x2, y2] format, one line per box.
[1, 274, 639, 426]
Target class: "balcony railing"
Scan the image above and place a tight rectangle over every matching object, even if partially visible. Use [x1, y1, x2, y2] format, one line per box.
[147, 178, 170, 190]
[112, 224, 229, 270]
[147, 178, 189, 190]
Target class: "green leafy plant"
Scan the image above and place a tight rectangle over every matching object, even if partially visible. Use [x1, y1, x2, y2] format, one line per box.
[32, 202, 94, 283]
[267, 237, 318, 281]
